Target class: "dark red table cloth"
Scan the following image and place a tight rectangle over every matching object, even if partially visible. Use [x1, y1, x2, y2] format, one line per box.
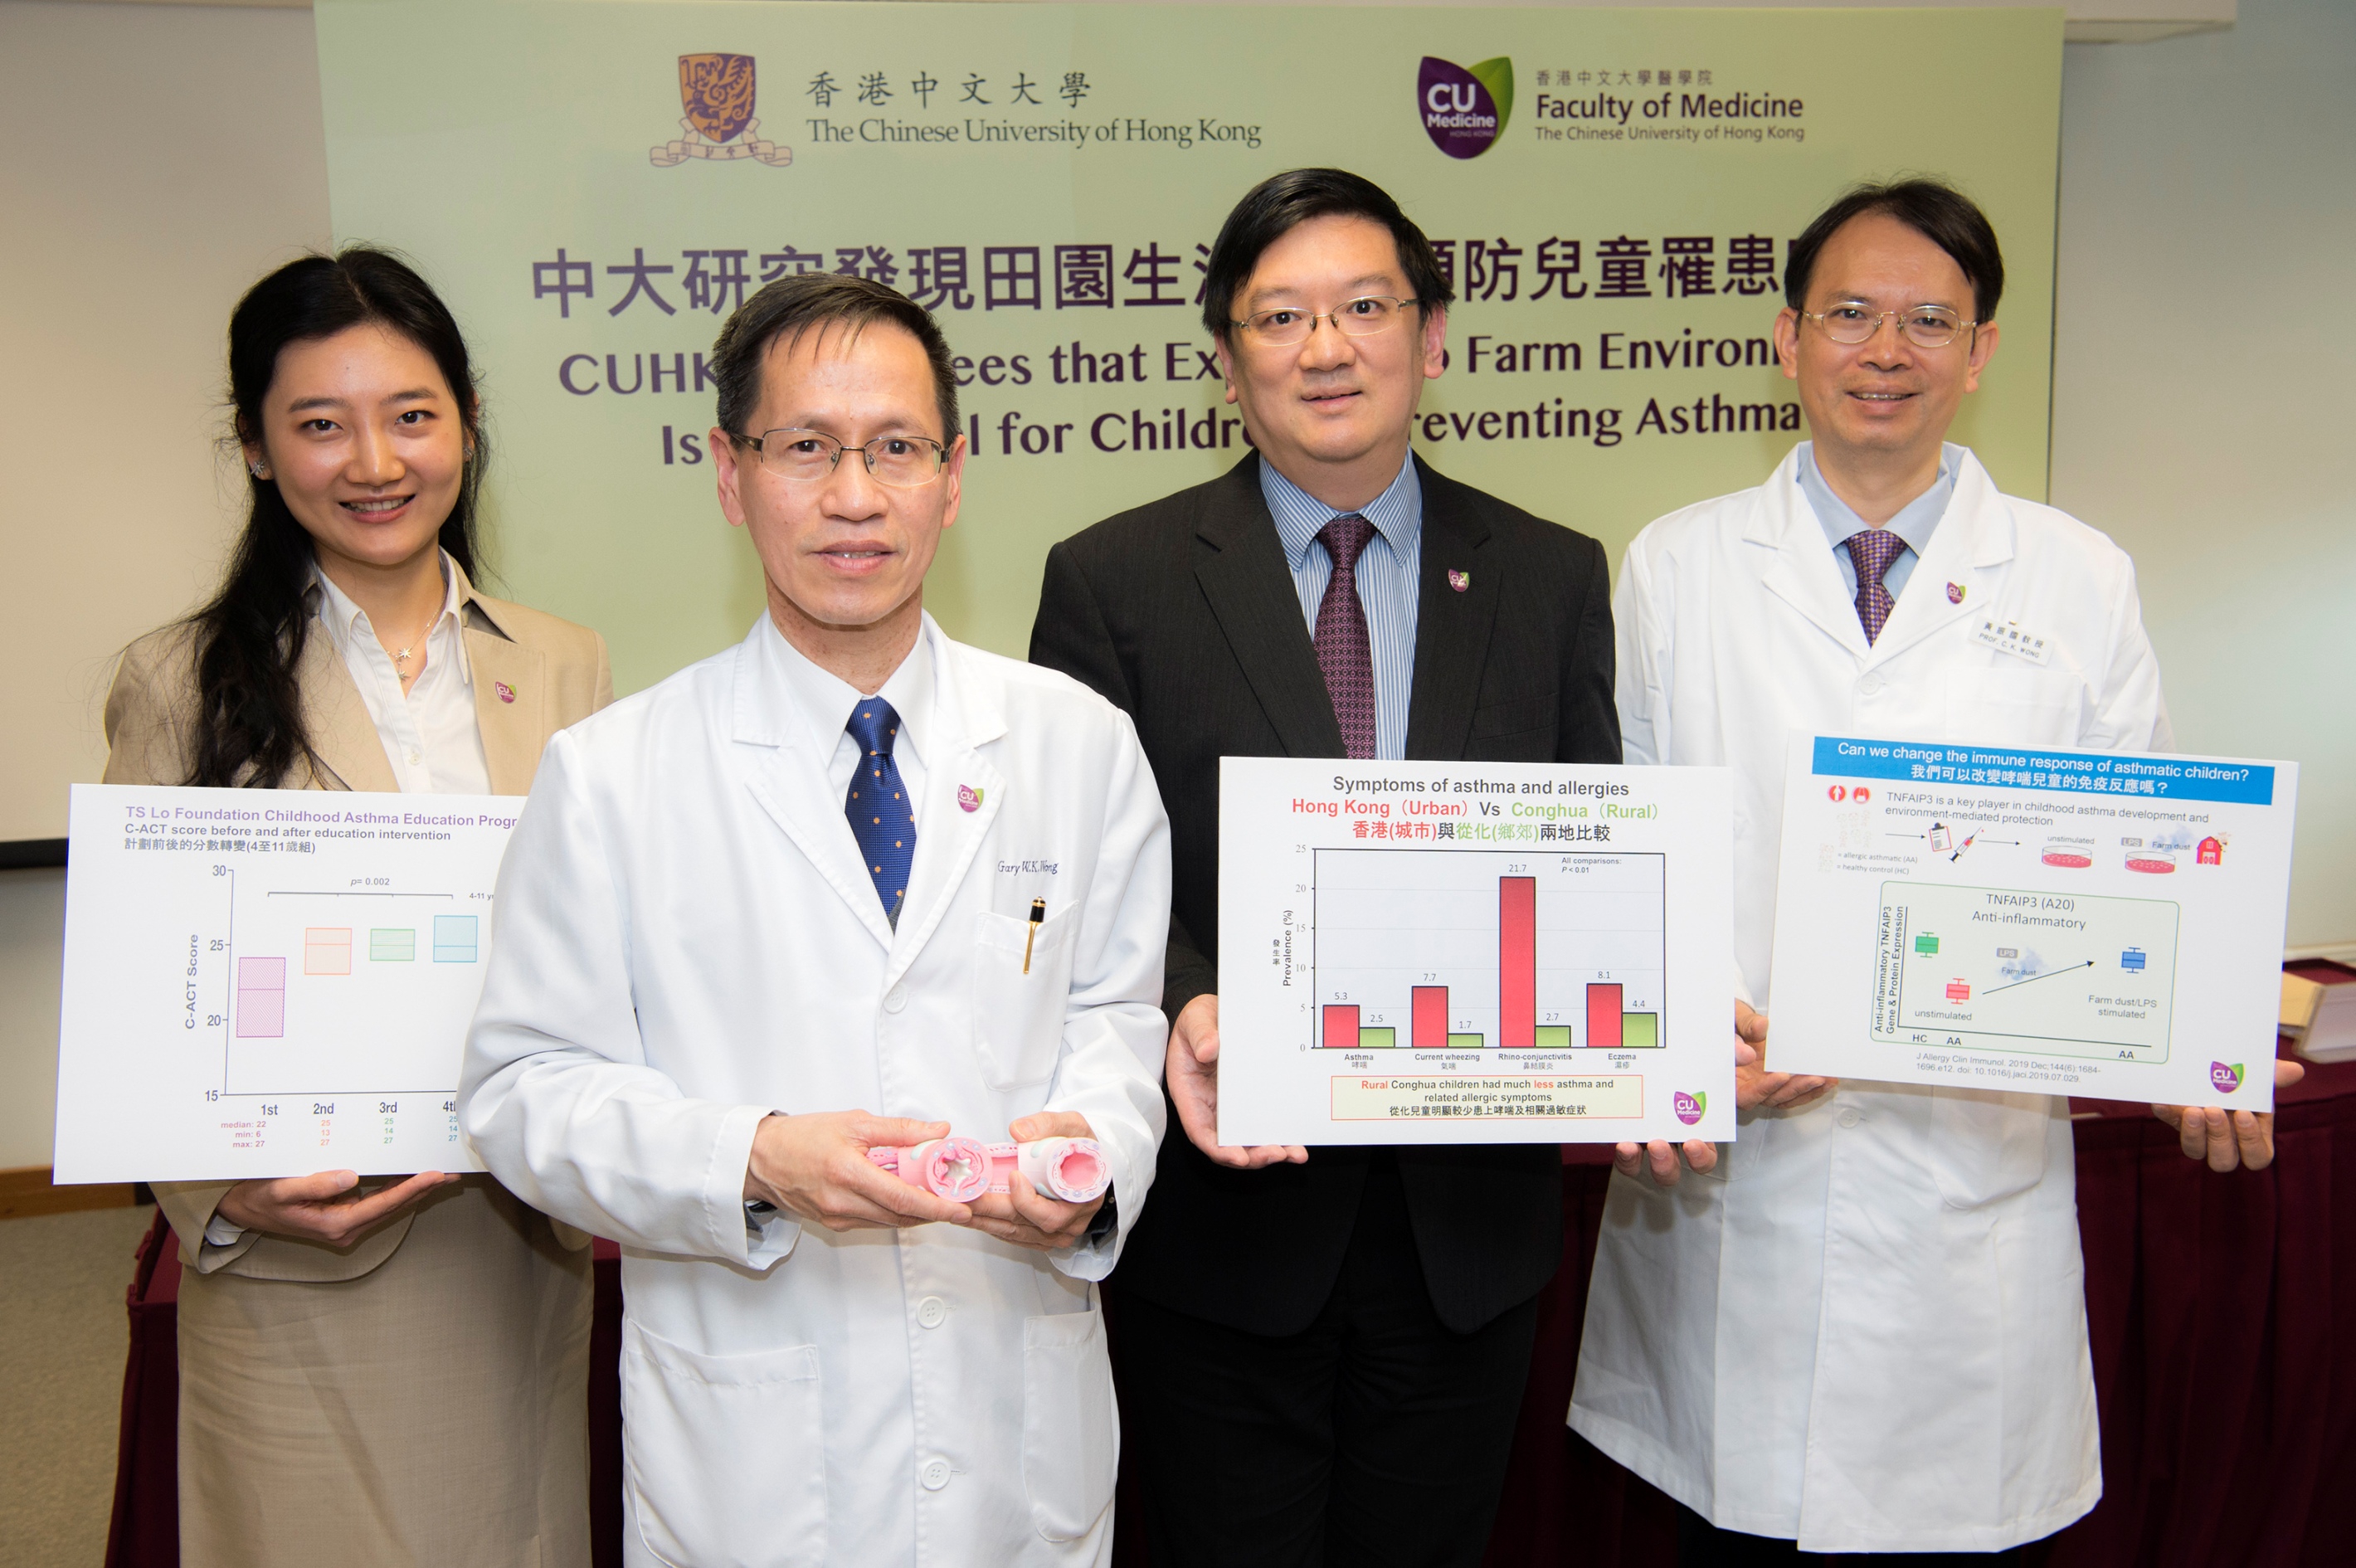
[108, 1055, 2356, 1567]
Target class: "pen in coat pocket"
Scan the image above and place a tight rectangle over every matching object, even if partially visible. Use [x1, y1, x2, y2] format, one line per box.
[1023, 898, 1045, 974]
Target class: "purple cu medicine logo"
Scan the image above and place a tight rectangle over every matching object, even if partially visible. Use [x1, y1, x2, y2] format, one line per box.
[1674, 1089, 1707, 1126]
[2210, 1061, 2244, 1093]
[1418, 56, 1515, 159]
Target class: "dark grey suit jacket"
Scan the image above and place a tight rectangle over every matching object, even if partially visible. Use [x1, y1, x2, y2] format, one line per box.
[1030, 451, 1619, 1336]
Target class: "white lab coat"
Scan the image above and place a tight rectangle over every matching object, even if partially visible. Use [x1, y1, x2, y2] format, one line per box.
[462, 615, 1171, 1568]
[1570, 447, 2172, 1553]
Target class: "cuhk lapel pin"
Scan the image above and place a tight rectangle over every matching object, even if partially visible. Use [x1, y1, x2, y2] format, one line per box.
[1946, 582, 1964, 604]
[494, 680, 517, 704]
[1448, 569, 1471, 592]
[957, 784, 983, 813]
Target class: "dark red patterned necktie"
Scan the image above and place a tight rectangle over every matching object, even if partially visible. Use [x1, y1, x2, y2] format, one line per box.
[1314, 514, 1377, 760]
[1845, 528, 1907, 645]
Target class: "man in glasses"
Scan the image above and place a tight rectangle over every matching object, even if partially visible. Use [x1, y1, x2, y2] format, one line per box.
[1572, 179, 2291, 1562]
[1030, 168, 1619, 1566]
[463, 271, 1171, 1564]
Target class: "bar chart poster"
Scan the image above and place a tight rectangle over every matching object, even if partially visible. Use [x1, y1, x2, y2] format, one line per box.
[1217, 758, 1735, 1145]
[52, 784, 521, 1181]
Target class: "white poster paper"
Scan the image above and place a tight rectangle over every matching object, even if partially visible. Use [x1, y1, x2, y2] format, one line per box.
[1768, 735, 2297, 1108]
[54, 784, 520, 1182]
[1217, 758, 1734, 1145]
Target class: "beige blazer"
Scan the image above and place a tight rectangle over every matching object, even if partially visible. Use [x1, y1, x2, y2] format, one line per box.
[103, 563, 611, 1281]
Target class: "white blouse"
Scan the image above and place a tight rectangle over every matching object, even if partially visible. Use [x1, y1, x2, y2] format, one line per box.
[312, 552, 492, 796]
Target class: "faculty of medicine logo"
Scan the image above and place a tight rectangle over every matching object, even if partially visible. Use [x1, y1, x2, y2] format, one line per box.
[1675, 1090, 1707, 1126]
[2211, 1061, 2244, 1093]
[1418, 56, 1514, 159]
[651, 53, 794, 168]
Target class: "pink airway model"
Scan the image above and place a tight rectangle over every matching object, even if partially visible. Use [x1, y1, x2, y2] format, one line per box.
[869, 1137, 1112, 1203]
[2125, 855, 2176, 874]
[2042, 850, 2093, 868]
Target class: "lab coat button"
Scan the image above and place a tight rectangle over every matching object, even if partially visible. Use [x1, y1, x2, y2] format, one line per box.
[917, 1295, 947, 1328]
[1857, 673, 1883, 697]
[884, 985, 908, 1014]
[920, 1457, 951, 1491]
[1837, 1107, 1862, 1128]
[407, 748, 422, 764]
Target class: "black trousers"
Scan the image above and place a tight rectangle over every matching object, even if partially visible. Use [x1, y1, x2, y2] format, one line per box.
[1677, 1505, 2025, 1566]
[1110, 1157, 1541, 1568]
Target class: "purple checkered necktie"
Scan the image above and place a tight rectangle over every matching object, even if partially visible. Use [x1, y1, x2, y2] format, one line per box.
[1845, 528, 1908, 645]
[1313, 514, 1377, 761]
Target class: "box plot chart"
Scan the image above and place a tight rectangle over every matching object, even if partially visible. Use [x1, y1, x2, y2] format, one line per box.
[1313, 851, 1666, 1051]
[223, 884, 485, 1096]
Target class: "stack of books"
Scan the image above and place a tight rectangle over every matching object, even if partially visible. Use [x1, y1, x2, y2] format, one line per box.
[2281, 959, 2356, 1064]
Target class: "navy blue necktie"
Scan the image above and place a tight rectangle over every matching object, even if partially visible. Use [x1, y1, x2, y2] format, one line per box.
[845, 699, 916, 926]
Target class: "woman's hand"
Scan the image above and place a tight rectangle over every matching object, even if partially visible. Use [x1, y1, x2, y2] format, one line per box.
[214, 1170, 460, 1248]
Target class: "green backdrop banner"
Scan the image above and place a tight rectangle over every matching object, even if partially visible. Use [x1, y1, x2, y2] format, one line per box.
[315, 1, 2062, 691]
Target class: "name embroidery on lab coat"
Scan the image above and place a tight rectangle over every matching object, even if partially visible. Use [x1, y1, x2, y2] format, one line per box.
[1969, 617, 2053, 666]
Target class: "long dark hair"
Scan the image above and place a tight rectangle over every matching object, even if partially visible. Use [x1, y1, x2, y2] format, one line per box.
[185, 248, 487, 786]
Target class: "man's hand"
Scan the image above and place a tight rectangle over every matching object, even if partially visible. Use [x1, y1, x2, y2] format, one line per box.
[1614, 1001, 1775, 1186]
[1612, 1138, 1720, 1186]
[215, 1170, 460, 1248]
[1734, 1001, 1837, 1112]
[964, 1110, 1107, 1252]
[744, 1111, 972, 1232]
[2153, 1057, 2305, 1173]
[1166, 995, 1308, 1170]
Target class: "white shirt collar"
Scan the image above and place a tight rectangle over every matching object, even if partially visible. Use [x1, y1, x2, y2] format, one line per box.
[756, 612, 937, 771]
[311, 551, 472, 687]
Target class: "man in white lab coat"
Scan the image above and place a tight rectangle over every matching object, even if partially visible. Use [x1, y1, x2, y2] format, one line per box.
[462, 273, 1171, 1567]
[1570, 179, 2299, 1562]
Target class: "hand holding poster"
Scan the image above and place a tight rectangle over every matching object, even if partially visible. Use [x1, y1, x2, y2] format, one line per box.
[54, 784, 517, 1181]
[1767, 735, 2298, 1109]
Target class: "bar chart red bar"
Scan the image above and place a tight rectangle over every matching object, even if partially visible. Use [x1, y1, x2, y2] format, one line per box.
[1412, 986, 1448, 1049]
[1322, 1004, 1361, 1050]
[1499, 877, 1536, 1049]
[1586, 982, 1624, 1049]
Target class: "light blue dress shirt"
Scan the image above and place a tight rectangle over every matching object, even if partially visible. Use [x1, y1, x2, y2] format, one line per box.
[1794, 440, 1962, 606]
[1260, 453, 1422, 761]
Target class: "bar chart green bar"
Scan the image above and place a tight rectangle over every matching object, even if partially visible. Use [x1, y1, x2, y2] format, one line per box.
[1621, 1013, 1659, 1049]
[368, 928, 416, 962]
[1312, 850, 1667, 1058]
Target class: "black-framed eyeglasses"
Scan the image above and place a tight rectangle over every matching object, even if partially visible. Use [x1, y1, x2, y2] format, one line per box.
[1799, 302, 1979, 349]
[733, 428, 952, 487]
[1231, 296, 1420, 348]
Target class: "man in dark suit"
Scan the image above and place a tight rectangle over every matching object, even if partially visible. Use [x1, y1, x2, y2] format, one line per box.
[1029, 168, 1619, 1566]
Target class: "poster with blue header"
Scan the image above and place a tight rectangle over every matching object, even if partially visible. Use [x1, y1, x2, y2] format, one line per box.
[1768, 733, 2297, 1108]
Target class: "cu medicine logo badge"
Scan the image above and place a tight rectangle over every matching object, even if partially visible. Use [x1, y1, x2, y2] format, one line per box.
[1419, 56, 1515, 159]
[652, 53, 794, 168]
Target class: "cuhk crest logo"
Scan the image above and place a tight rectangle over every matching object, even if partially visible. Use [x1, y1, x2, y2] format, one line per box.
[1419, 56, 1514, 159]
[1675, 1090, 1706, 1126]
[2210, 1061, 2243, 1093]
[652, 53, 793, 168]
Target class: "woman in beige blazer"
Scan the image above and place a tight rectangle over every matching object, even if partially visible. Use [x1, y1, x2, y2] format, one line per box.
[104, 249, 608, 1568]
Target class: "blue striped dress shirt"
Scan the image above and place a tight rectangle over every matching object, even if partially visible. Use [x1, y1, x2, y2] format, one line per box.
[1259, 454, 1422, 761]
